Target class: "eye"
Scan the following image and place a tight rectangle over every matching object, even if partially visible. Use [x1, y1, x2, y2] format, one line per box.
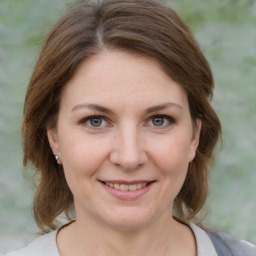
[152, 116, 165, 126]
[147, 115, 175, 128]
[89, 117, 103, 127]
[81, 115, 109, 128]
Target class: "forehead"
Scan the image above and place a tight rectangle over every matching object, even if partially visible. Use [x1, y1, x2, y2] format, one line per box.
[61, 50, 189, 110]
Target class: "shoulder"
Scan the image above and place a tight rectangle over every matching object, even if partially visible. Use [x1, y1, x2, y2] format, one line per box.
[3, 230, 59, 256]
[207, 230, 256, 256]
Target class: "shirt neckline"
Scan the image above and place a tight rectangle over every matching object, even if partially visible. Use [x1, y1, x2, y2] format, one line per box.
[52, 222, 217, 256]
[187, 222, 218, 256]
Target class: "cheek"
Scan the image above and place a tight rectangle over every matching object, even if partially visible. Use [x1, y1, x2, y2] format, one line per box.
[59, 134, 108, 180]
[149, 135, 192, 193]
[149, 138, 191, 203]
[59, 137, 109, 202]
[150, 136, 192, 171]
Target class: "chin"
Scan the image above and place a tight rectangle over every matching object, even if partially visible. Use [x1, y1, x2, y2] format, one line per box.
[99, 208, 158, 231]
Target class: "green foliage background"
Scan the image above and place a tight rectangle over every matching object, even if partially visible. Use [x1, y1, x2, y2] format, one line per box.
[0, 0, 255, 253]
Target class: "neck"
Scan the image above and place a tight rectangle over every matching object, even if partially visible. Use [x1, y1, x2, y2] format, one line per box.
[81, 215, 173, 255]
[57, 212, 196, 256]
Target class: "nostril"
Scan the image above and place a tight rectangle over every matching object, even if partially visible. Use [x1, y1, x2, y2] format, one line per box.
[109, 148, 148, 170]
[109, 129, 147, 168]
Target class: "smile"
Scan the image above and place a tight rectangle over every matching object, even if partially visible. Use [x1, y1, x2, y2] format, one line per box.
[100, 180, 155, 200]
[105, 182, 148, 191]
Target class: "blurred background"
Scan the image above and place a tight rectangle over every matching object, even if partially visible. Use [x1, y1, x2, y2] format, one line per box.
[0, 0, 255, 253]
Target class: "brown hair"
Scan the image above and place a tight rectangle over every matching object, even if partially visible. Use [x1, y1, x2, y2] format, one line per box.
[23, 0, 221, 232]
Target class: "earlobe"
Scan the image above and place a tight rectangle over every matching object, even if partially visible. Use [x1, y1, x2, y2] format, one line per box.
[189, 119, 202, 162]
[47, 128, 60, 156]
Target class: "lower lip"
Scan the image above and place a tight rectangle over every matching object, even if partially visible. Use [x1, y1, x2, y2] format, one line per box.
[101, 182, 154, 200]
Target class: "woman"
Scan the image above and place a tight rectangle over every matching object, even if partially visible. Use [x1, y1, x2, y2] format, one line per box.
[5, 0, 255, 255]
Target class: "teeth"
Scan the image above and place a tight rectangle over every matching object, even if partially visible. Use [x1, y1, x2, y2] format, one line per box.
[105, 182, 148, 191]
[137, 183, 142, 189]
[120, 184, 128, 191]
[128, 184, 137, 191]
[114, 183, 120, 189]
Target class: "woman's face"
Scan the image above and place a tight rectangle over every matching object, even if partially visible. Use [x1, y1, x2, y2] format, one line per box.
[48, 50, 201, 230]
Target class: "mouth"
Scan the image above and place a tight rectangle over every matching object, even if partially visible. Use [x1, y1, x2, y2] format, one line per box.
[101, 181, 152, 191]
[99, 179, 156, 200]
[99, 180, 156, 198]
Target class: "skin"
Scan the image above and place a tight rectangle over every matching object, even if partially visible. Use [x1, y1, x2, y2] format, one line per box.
[48, 50, 201, 256]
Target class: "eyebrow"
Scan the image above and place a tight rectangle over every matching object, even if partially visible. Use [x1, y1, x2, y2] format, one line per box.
[71, 102, 183, 114]
[71, 103, 114, 114]
[144, 102, 183, 114]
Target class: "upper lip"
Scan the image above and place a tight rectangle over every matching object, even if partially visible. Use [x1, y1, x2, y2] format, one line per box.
[99, 180, 155, 185]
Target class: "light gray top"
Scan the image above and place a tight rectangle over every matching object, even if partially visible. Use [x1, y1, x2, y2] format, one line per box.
[3, 230, 59, 256]
[189, 222, 218, 256]
[1, 222, 237, 256]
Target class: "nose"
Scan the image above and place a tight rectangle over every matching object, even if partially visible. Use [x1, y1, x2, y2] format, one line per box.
[109, 125, 148, 170]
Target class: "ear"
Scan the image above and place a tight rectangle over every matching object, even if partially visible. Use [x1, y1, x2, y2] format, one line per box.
[189, 119, 202, 162]
[47, 128, 60, 157]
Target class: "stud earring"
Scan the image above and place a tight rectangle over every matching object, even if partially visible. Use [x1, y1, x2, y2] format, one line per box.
[55, 155, 61, 165]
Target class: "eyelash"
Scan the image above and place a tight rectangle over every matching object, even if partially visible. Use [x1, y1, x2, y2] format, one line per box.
[80, 115, 110, 129]
[146, 114, 176, 128]
[79, 114, 176, 129]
